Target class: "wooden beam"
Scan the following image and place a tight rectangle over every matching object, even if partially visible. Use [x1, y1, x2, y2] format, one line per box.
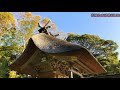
[72, 63, 90, 74]
[70, 69, 84, 78]
[74, 60, 95, 74]
[70, 71, 73, 78]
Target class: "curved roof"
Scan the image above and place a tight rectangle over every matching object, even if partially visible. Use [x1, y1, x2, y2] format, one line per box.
[31, 33, 83, 53]
[9, 33, 107, 77]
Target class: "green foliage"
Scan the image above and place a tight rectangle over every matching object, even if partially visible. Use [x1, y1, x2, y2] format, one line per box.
[0, 58, 9, 78]
[0, 12, 35, 78]
[0, 12, 59, 78]
[66, 33, 119, 74]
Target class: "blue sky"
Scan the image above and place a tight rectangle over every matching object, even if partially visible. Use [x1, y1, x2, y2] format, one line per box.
[32, 12, 120, 60]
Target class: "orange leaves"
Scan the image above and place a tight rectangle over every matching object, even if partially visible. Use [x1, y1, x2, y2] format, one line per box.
[41, 18, 51, 25]
[31, 20, 38, 26]
[0, 12, 16, 26]
[25, 12, 32, 18]
[0, 31, 4, 36]
[51, 23, 57, 30]
[34, 16, 41, 20]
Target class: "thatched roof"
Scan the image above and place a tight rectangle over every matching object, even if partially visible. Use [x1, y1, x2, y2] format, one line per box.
[9, 33, 106, 78]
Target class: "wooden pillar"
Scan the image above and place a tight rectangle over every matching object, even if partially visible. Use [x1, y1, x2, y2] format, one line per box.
[70, 69, 84, 78]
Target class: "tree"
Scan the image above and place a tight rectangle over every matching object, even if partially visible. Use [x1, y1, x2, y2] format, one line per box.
[17, 12, 41, 48]
[0, 12, 61, 78]
[0, 12, 40, 78]
[66, 33, 119, 74]
[17, 12, 60, 47]
[0, 12, 21, 78]
[0, 12, 15, 36]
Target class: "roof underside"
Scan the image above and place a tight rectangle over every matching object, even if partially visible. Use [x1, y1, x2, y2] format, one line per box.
[9, 33, 106, 77]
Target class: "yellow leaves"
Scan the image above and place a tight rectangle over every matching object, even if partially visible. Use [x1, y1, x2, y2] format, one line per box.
[24, 21, 30, 26]
[0, 12, 16, 28]
[0, 14, 5, 20]
[0, 31, 4, 36]
[24, 27, 32, 34]
[19, 13, 41, 30]
[18, 13, 41, 45]
[34, 16, 41, 20]
[42, 18, 51, 25]
[18, 12, 33, 19]
[31, 20, 38, 26]
[20, 20, 30, 26]
[18, 12, 59, 46]
[20, 21, 25, 26]
[25, 12, 32, 18]
[9, 71, 17, 78]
